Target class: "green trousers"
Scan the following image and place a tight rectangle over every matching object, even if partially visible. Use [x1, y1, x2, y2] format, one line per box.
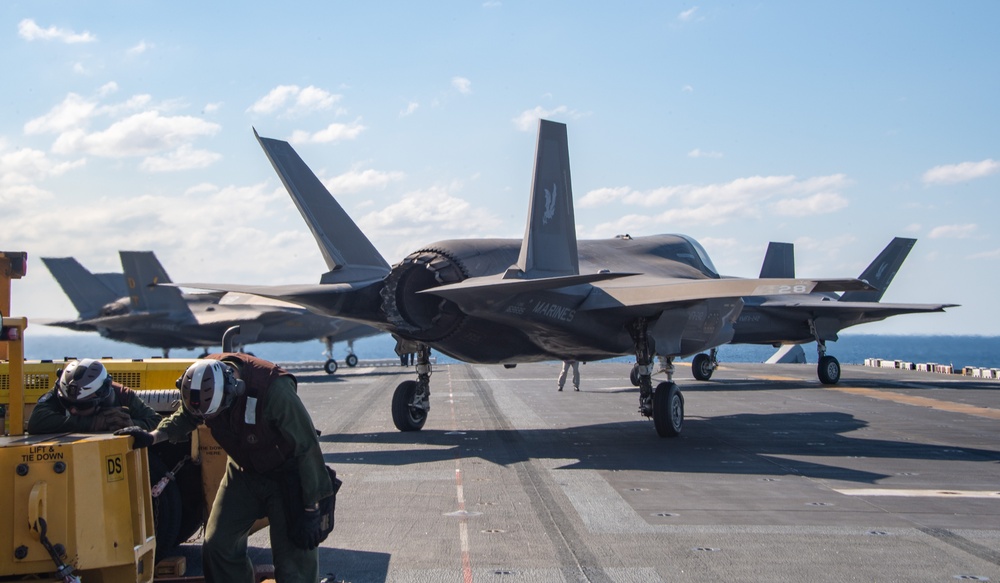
[203, 462, 319, 583]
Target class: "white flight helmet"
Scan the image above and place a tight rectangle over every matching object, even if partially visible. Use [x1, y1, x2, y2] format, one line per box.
[177, 360, 238, 419]
[57, 358, 113, 408]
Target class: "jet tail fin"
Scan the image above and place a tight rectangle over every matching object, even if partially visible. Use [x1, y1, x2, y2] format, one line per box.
[508, 119, 579, 279]
[759, 242, 795, 278]
[254, 129, 391, 284]
[840, 237, 916, 302]
[41, 257, 123, 319]
[119, 251, 195, 317]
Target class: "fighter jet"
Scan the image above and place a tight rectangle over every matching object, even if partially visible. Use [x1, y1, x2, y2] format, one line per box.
[179, 120, 873, 437]
[686, 238, 956, 384]
[42, 252, 381, 370]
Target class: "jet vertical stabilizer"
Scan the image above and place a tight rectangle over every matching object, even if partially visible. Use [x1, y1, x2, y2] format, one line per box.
[119, 251, 195, 321]
[253, 129, 391, 285]
[510, 119, 579, 279]
[840, 237, 916, 302]
[759, 242, 795, 278]
[41, 257, 122, 319]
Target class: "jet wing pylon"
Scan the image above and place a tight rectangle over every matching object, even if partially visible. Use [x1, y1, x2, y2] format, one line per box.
[254, 128, 391, 284]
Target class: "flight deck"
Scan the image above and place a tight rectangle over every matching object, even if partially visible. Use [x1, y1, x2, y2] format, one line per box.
[174, 361, 1000, 582]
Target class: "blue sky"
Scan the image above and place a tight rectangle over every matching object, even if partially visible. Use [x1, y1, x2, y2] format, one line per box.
[2, 2, 997, 336]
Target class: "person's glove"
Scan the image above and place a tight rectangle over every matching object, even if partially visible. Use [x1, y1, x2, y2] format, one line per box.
[294, 505, 326, 550]
[114, 426, 156, 449]
[92, 407, 133, 432]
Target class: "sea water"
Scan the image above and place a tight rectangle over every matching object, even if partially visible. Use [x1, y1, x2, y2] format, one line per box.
[20, 332, 1000, 370]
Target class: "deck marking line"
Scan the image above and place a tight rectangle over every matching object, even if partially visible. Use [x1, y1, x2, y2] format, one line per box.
[835, 488, 1000, 498]
[831, 386, 1000, 420]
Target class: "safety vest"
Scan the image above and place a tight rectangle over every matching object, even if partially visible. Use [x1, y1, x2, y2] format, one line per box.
[203, 353, 298, 473]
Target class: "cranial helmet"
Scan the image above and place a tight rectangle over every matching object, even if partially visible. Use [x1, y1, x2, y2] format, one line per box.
[177, 360, 239, 419]
[57, 358, 113, 405]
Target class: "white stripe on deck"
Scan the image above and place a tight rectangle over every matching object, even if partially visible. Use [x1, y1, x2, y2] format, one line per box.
[835, 488, 1000, 498]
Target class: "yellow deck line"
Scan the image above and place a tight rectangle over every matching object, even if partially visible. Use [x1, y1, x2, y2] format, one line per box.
[830, 386, 1000, 420]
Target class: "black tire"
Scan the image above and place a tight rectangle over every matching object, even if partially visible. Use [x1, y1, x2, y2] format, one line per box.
[653, 382, 684, 437]
[149, 451, 182, 560]
[818, 355, 841, 385]
[150, 441, 205, 547]
[629, 364, 641, 387]
[345, 354, 359, 367]
[692, 353, 714, 381]
[392, 380, 427, 431]
[324, 358, 339, 374]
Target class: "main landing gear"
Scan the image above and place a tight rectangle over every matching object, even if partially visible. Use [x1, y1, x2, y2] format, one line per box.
[628, 318, 684, 437]
[816, 340, 841, 385]
[690, 347, 719, 381]
[322, 338, 360, 375]
[809, 320, 841, 385]
[392, 343, 432, 431]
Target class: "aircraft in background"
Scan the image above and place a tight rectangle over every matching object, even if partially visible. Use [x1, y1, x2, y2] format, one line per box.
[41, 252, 381, 372]
[179, 120, 872, 437]
[685, 238, 955, 384]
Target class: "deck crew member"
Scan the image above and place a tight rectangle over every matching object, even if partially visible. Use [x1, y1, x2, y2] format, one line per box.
[28, 358, 161, 433]
[117, 353, 336, 583]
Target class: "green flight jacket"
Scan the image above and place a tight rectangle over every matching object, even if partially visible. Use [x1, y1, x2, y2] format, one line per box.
[27, 384, 162, 434]
[158, 374, 333, 507]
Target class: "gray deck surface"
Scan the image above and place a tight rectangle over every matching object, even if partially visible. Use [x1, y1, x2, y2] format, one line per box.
[174, 361, 1000, 582]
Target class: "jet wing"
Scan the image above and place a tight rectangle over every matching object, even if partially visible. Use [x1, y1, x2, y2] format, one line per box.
[421, 272, 873, 312]
[168, 281, 382, 319]
[577, 277, 875, 311]
[756, 299, 957, 318]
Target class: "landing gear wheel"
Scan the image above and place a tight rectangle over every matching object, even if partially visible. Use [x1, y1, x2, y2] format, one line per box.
[652, 382, 684, 437]
[630, 364, 641, 387]
[692, 353, 714, 381]
[818, 355, 841, 385]
[345, 353, 359, 367]
[324, 358, 339, 374]
[392, 380, 427, 431]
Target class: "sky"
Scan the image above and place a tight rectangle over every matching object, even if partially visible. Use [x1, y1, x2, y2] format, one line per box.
[1, 1, 998, 338]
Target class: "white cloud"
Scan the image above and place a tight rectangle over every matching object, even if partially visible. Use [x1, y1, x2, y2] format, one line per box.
[51, 110, 220, 158]
[922, 159, 999, 185]
[24, 93, 99, 135]
[323, 167, 405, 195]
[969, 248, 1000, 260]
[452, 77, 472, 95]
[584, 174, 851, 232]
[928, 223, 977, 239]
[127, 41, 152, 56]
[682, 85, 694, 93]
[688, 148, 722, 158]
[18, 19, 96, 43]
[247, 85, 340, 116]
[288, 120, 366, 144]
[0, 147, 85, 186]
[579, 186, 632, 208]
[512, 105, 578, 131]
[400, 102, 419, 117]
[358, 186, 503, 248]
[678, 7, 699, 22]
[140, 144, 222, 172]
[769, 192, 848, 216]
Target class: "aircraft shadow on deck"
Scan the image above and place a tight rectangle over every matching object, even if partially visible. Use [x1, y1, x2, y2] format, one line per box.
[320, 411, 1000, 485]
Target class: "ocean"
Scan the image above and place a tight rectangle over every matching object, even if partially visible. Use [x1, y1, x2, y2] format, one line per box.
[19, 332, 1000, 371]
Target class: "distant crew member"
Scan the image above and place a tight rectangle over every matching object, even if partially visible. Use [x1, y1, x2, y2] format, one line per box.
[558, 359, 581, 391]
[28, 358, 161, 433]
[117, 353, 338, 583]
